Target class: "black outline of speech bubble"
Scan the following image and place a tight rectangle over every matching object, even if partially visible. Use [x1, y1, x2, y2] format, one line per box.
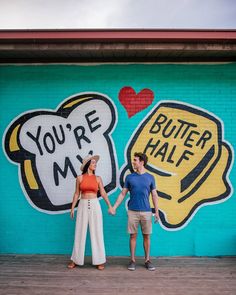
[4, 93, 117, 212]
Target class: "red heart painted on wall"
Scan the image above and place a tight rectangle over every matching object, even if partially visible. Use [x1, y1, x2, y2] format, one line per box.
[118, 87, 154, 118]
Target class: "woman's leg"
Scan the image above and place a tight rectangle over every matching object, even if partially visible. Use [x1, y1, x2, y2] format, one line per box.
[89, 199, 106, 266]
[71, 200, 88, 265]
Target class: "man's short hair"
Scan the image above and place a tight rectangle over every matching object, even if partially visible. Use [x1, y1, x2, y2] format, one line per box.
[134, 152, 148, 167]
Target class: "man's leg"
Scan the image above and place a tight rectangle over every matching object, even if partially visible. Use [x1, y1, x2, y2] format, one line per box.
[140, 212, 155, 270]
[127, 211, 139, 270]
[143, 234, 150, 262]
[143, 233, 155, 270]
[128, 210, 139, 262]
[130, 233, 137, 262]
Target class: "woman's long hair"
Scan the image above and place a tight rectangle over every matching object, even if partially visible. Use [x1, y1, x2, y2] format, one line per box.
[82, 160, 95, 175]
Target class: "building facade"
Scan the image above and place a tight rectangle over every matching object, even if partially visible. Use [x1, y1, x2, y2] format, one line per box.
[0, 30, 236, 256]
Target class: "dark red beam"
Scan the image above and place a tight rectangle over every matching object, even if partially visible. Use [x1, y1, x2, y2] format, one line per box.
[0, 29, 236, 43]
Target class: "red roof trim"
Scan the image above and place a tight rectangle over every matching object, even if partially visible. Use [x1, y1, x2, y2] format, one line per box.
[0, 29, 236, 42]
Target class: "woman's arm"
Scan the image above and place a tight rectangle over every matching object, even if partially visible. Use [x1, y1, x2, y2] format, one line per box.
[70, 176, 81, 218]
[97, 176, 112, 210]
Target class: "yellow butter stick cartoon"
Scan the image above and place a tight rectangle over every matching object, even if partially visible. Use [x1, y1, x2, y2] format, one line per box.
[121, 102, 233, 230]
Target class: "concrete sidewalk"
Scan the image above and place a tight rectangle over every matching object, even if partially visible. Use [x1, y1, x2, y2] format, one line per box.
[0, 255, 236, 295]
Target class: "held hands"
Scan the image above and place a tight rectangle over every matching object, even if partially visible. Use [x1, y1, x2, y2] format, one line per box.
[108, 206, 116, 215]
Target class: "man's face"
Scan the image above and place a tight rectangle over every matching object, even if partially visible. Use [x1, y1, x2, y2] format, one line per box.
[132, 156, 144, 170]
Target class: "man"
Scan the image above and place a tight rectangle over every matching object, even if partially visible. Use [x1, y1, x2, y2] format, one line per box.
[111, 152, 159, 271]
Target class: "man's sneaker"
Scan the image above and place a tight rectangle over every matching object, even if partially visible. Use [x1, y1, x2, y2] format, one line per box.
[145, 260, 156, 271]
[128, 260, 136, 271]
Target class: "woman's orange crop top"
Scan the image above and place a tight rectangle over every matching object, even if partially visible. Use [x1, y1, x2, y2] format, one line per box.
[80, 174, 99, 194]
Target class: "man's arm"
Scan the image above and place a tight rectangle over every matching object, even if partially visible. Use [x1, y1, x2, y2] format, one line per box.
[112, 188, 129, 214]
[151, 189, 160, 222]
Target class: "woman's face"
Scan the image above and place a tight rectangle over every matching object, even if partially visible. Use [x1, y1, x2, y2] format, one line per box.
[89, 159, 97, 171]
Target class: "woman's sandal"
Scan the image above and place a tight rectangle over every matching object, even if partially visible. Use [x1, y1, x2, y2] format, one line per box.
[67, 261, 76, 269]
[97, 264, 105, 270]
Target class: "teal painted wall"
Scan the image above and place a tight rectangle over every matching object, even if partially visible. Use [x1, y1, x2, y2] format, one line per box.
[0, 63, 235, 256]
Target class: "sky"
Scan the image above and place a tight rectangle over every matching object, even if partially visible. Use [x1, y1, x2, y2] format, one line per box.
[0, 0, 236, 29]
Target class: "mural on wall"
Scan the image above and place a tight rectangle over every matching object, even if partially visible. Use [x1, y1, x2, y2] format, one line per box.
[4, 93, 118, 213]
[3, 87, 233, 230]
[120, 100, 233, 230]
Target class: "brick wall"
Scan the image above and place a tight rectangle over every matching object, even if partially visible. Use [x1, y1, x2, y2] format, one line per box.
[0, 63, 235, 256]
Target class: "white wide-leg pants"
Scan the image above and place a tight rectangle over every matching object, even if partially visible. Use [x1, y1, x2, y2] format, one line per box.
[71, 198, 106, 266]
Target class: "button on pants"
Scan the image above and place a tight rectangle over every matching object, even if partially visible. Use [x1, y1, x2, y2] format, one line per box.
[71, 198, 106, 265]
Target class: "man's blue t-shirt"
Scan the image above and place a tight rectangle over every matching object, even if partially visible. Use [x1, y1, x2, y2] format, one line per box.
[124, 172, 156, 212]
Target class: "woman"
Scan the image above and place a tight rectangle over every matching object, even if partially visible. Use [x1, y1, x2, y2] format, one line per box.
[68, 154, 113, 270]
